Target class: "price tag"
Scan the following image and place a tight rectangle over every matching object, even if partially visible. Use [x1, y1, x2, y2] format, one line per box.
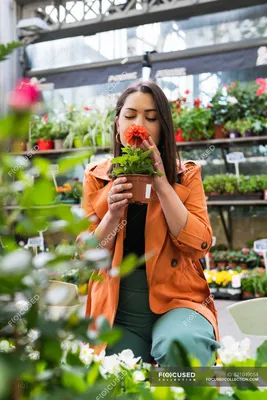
[254, 239, 267, 252]
[212, 236, 216, 247]
[232, 274, 241, 288]
[28, 237, 44, 248]
[48, 164, 59, 175]
[226, 152, 245, 163]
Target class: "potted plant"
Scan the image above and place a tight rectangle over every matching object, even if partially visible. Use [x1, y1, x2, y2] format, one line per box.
[252, 276, 265, 298]
[241, 277, 254, 299]
[64, 107, 92, 148]
[224, 121, 241, 138]
[178, 101, 214, 141]
[110, 125, 163, 204]
[31, 114, 54, 151]
[52, 119, 70, 150]
[55, 179, 82, 204]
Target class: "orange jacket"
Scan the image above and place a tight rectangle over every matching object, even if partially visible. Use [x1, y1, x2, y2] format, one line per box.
[78, 158, 219, 354]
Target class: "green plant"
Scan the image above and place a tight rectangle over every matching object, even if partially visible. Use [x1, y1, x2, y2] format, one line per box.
[241, 277, 254, 293]
[30, 114, 54, 141]
[0, 41, 22, 61]
[110, 146, 163, 177]
[252, 276, 265, 296]
[203, 174, 267, 195]
[178, 106, 214, 141]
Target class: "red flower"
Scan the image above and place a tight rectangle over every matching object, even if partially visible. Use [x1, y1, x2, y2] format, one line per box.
[194, 98, 201, 108]
[124, 125, 149, 146]
[175, 128, 185, 142]
[8, 78, 40, 110]
[43, 114, 49, 124]
[207, 104, 212, 109]
[84, 106, 91, 111]
[185, 90, 190, 95]
[256, 78, 267, 96]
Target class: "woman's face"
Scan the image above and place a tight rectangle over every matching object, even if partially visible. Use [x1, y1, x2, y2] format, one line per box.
[116, 92, 161, 147]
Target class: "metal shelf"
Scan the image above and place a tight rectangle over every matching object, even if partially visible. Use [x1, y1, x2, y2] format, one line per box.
[177, 135, 267, 149]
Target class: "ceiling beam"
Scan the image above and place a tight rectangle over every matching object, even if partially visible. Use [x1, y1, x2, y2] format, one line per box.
[16, 0, 267, 43]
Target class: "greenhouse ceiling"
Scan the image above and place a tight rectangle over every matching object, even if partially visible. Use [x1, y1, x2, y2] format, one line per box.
[16, 0, 267, 42]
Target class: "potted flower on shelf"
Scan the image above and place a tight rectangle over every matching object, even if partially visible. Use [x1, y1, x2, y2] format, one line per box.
[241, 277, 254, 299]
[31, 114, 54, 151]
[178, 98, 214, 141]
[55, 179, 82, 204]
[52, 119, 70, 150]
[110, 125, 163, 204]
[64, 107, 92, 148]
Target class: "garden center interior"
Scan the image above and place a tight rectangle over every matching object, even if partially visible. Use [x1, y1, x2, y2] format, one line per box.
[0, 1, 267, 398]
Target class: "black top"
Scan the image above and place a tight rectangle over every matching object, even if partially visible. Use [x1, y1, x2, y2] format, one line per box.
[123, 203, 148, 270]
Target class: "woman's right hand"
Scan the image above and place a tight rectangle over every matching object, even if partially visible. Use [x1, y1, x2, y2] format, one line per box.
[108, 177, 133, 219]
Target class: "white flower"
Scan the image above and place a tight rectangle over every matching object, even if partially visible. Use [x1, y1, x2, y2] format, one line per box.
[227, 96, 238, 105]
[27, 329, 39, 343]
[218, 336, 251, 364]
[132, 370, 146, 382]
[29, 350, 40, 360]
[79, 343, 94, 366]
[117, 349, 141, 369]
[100, 354, 121, 376]
[93, 349, 106, 363]
[142, 362, 151, 370]
[71, 340, 82, 354]
[0, 340, 14, 353]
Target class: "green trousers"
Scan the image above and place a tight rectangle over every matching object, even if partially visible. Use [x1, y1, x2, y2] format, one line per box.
[105, 269, 220, 366]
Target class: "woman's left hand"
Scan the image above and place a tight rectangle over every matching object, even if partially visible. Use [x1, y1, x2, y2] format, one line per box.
[140, 135, 170, 194]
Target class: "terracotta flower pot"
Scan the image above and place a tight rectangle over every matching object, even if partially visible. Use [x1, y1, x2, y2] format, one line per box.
[228, 262, 237, 269]
[37, 139, 54, 151]
[12, 140, 27, 152]
[242, 291, 254, 299]
[120, 174, 153, 204]
[240, 263, 247, 269]
[214, 124, 226, 139]
[217, 262, 226, 268]
[255, 292, 265, 298]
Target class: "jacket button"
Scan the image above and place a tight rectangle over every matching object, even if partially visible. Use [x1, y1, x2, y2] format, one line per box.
[171, 258, 178, 267]
[201, 242, 208, 249]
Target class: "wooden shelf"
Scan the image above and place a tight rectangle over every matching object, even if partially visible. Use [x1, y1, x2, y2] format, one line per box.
[8, 146, 111, 157]
[4, 204, 80, 210]
[177, 135, 267, 149]
[207, 200, 267, 206]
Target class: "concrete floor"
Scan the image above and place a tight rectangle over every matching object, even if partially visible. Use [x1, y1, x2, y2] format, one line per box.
[215, 299, 266, 358]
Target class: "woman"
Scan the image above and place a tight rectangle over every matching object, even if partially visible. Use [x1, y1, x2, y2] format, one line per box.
[78, 81, 220, 366]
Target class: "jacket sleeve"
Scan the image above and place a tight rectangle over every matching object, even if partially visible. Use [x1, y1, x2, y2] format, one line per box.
[168, 161, 213, 260]
[76, 166, 103, 243]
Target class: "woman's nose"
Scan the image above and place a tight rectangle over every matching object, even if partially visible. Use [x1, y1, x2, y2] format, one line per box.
[135, 115, 145, 126]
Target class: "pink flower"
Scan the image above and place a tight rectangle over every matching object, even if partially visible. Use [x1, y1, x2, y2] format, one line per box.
[84, 106, 91, 111]
[43, 114, 49, 124]
[256, 78, 267, 96]
[9, 78, 40, 110]
[185, 90, 190, 95]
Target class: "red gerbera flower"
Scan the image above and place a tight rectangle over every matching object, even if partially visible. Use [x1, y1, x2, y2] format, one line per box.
[84, 106, 91, 111]
[185, 90, 190, 95]
[194, 98, 201, 108]
[124, 125, 149, 147]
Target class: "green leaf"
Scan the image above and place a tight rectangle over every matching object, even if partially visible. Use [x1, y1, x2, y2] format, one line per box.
[58, 151, 92, 174]
[256, 340, 267, 366]
[86, 362, 100, 386]
[98, 328, 123, 346]
[61, 370, 87, 393]
[0, 41, 22, 62]
[41, 338, 62, 363]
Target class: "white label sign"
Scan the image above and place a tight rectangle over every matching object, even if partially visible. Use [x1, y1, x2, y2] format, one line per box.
[254, 239, 267, 252]
[145, 184, 152, 199]
[226, 152, 245, 163]
[212, 236, 216, 247]
[226, 151, 245, 163]
[48, 164, 59, 176]
[232, 274, 241, 288]
[28, 237, 44, 248]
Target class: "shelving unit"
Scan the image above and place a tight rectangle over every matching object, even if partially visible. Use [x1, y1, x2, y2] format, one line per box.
[7, 135, 267, 249]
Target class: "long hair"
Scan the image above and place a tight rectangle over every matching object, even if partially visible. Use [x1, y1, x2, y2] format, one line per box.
[107, 80, 181, 185]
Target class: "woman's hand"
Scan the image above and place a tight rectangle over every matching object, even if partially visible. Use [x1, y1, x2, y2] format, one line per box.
[108, 177, 133, 219]
[141, 135, 170, 194]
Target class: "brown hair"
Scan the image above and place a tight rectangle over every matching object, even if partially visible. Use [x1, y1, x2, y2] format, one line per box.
[107, 80, 181, 185]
